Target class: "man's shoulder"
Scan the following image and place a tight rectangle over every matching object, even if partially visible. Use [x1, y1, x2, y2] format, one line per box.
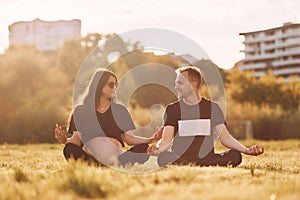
[166, 100, 181, 109]
[165, 100, 183, 114]
[200, 97, 211, 104]
[199, 98, 221, 112]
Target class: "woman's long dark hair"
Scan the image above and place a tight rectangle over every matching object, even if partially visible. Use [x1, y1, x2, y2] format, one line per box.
[67, 69, 117, 128]
[82, 68, 118, 109]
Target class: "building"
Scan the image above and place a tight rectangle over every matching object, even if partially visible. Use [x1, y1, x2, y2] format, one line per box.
[8, 18, 81, 51]
[239, 22, 300, 79]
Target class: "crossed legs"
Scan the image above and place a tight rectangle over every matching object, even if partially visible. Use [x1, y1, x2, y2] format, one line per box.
[157, 150, 242, 167]
[63, 143, 150, 166]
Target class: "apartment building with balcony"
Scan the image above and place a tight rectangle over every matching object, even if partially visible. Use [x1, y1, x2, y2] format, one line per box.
[239, 22, 300, 79]
[8, 18, 81, 51]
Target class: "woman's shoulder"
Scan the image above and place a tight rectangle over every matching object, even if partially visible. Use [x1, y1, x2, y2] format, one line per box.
[111, 102, 132, 120]
[73, 104, 85, 111]
[73, 104, 93, 115]
[111, 102, 127, 109]
[111, 102, 128, 111]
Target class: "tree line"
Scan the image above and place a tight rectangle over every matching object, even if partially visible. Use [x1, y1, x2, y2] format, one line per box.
[0, 33, 299, 143]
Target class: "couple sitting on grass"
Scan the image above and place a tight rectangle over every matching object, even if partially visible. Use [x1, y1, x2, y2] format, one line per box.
[55, 66, 263, 167]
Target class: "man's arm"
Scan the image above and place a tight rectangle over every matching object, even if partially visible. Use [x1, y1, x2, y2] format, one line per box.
[147, 126, 174, 155]
[215, 124, 264, 156]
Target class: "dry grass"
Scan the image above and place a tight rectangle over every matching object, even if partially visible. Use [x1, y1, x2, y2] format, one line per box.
[0, 140, 299, 200]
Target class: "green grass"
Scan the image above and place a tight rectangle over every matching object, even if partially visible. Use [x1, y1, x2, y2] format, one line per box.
[0, 140, 299, 200]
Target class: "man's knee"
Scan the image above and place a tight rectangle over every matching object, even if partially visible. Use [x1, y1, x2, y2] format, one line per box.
[229, 150, 242, 167]
[157, 151, 177, 167]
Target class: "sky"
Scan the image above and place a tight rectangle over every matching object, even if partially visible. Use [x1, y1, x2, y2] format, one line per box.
[1, 0, 300, 69]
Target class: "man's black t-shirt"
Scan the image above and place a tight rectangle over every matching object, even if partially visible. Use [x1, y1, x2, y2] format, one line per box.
[68, 103, 135, 147]
[164, 98, 225, 160]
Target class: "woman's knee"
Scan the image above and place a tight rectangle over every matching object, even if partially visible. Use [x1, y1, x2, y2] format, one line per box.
[63, 143, 83, 160]
[129, 143, 149, 153]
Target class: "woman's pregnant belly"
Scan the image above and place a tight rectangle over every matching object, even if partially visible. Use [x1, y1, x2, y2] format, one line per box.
[84, 137, 123, 166]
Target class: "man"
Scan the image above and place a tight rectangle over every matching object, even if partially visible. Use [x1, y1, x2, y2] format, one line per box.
[148, 66, 264, 167]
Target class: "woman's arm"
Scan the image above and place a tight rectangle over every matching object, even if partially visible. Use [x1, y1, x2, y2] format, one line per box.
[54, 124, 67, 144]
[122, 130, 157, 146]
[54, 124, 82, 147]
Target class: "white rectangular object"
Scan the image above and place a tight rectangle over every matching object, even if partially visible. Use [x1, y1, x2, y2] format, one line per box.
[178, 119, 211, 136]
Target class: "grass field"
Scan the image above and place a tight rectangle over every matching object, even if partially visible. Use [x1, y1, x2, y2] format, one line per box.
[0, 140, 299, 200]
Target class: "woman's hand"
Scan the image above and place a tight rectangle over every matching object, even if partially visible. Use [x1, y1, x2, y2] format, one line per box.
[244, 144, 264, 156]
[54, 124, 67, 144]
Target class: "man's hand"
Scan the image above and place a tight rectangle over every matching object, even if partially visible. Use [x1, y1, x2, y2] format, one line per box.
[54, 124, 67, 144]
[146, 127, 163, 144]
[152, 127, 163, 141]
[245, 145, 264, 156]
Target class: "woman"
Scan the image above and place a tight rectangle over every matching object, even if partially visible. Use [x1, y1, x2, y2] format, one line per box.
[55, 69, 159, 166]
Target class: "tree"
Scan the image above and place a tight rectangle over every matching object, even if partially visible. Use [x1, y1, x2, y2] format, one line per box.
[227, 70, 300, 111]
[225, 69, 300, 139]
[0, 45, 70, 143]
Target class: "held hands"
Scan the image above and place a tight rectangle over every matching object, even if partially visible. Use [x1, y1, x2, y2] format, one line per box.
[152, 126, 163, 141]
[146, 127, 163, 155]
[54, 124, 67, 144]
[147, 144, 160, 156]
[147, 127, 163, 144]
[245, 144, 264, 156]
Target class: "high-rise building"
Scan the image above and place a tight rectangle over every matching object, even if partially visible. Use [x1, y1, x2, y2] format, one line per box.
[239, 22, 300, 79]
[9, 18, 81, 51]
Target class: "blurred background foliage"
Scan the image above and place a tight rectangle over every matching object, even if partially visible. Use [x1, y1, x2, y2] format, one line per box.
[0, 33, 299, 143]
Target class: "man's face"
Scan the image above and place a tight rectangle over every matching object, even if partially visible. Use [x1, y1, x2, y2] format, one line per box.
[175, 72, 194, 99]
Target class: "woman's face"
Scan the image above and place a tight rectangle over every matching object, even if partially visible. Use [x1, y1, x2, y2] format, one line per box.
[102, 75, 118, 99]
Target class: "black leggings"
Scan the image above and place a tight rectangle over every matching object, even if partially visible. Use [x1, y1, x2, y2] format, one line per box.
[157, 150, 242, 167]
[63, 143, 150, 166]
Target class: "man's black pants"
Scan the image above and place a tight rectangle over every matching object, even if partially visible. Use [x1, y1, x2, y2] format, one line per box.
[157, 150, 242, 167]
